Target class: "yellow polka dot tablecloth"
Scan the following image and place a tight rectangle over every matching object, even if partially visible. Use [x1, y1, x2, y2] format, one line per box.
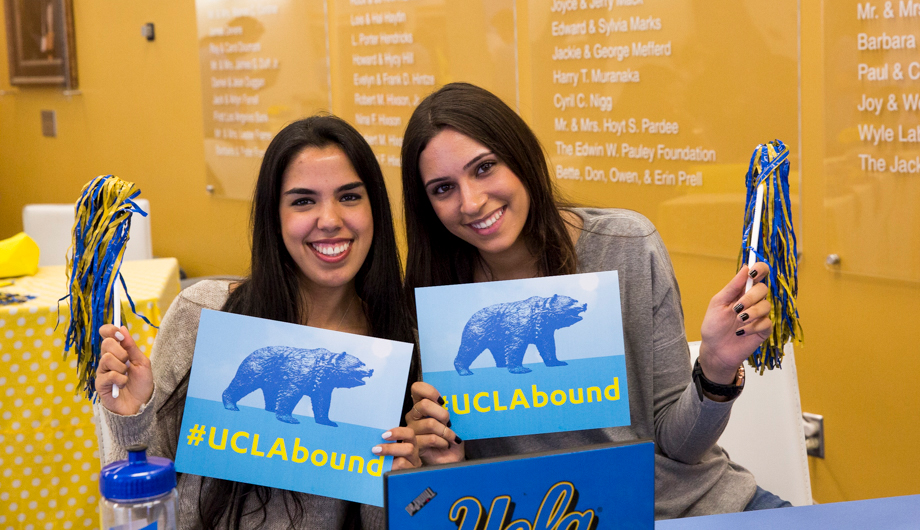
[0, 258, 180, 529]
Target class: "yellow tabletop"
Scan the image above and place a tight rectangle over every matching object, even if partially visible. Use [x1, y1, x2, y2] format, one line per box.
[0, 258, 180, 527]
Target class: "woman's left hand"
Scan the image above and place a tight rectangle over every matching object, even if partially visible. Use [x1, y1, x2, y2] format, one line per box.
[373, 427, 422, 470]
[698, 263, 773, 385]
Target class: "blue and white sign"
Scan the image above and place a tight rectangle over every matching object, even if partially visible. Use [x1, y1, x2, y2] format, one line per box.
[385, 440, 654, 529]
[175, 309, 414, 506]
[415, 271, 629, 440]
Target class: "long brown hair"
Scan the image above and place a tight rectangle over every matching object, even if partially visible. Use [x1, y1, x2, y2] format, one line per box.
[401, 83, 577, 301]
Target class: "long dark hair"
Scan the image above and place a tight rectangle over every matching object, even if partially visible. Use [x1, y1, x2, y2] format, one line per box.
[162, 115, 417, 528]
[400, 83, 577, 300]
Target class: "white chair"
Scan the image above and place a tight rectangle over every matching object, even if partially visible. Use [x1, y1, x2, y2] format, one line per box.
[688, 341, 812, 506]
[92, 402, 115, 465]
[22, 199, 153, 267]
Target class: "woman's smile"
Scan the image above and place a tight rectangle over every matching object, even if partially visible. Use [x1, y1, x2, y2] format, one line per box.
[309, 239, 353, 262]
[467, 206, 505, 234]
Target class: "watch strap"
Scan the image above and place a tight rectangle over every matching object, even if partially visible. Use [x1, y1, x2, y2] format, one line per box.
[692, 358, 744, 402]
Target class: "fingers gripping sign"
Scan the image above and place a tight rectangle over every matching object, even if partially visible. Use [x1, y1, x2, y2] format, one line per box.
[698, 264, 773, 387]
[405, 382, 464, 465]
[96, 324, 154, 416]
[372, 427, 422, 470]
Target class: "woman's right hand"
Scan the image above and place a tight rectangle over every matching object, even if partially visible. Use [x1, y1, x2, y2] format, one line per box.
[95, 324, 154, 416]
[405, 381, 464, 465]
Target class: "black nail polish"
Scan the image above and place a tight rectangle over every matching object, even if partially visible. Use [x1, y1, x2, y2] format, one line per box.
[437, 396, 445, 406]
[735, 329, 745, 336]
[446, 420, 452, 428]
[749, 269, 758, 278]
[454, 436, 463, 444]
[733, 303, 744, 313]
[739, 313, 749, 322]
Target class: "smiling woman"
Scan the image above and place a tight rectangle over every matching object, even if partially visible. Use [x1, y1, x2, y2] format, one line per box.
[401, 85, 578, 288]
[93, 115, 420, 530]
[398, 83, 784, 519]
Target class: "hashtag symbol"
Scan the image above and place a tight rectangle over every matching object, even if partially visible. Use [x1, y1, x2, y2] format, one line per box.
[187, 424, 206, 446]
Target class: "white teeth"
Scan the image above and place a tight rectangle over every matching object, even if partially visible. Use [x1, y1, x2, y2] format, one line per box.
[311, 241, 351, 257]
[471, 208, 503, 229]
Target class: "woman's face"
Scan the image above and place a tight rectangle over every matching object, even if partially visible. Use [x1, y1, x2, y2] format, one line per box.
[279, 145, 373, 293]
[418, 128, 530, 260]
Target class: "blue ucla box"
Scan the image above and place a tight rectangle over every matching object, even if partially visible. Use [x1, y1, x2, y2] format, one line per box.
[175, 310, 414, 506]
[384, 440, 654, 529]
[416, 271, 629, 440]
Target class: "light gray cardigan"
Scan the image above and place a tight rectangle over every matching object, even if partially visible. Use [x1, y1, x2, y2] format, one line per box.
[464, 208, 757, 520]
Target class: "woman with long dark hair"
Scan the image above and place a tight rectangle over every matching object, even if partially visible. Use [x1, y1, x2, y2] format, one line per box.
[95, 115, 420, 529]
[400, 83, 791, 518]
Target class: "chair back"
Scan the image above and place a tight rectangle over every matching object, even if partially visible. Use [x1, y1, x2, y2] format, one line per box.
[688, 341, 812, 506]
[22, 199, 153, 267]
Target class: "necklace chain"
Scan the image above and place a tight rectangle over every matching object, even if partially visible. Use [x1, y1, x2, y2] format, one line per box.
[336, 295, 356, 331]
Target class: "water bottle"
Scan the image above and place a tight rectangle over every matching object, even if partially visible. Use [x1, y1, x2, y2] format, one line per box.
[99, 444, 178, 530]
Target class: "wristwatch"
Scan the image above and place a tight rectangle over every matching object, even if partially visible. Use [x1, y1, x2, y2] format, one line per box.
[692, 358, 745, 402]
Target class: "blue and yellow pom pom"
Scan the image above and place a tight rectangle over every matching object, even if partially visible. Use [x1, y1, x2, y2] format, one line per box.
[63, 175, 150, 399]
[739, 140, 803, 373]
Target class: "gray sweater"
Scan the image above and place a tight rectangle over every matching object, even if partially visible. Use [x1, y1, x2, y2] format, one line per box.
[100, 280, 384, 530]
[464, 208, 757, 519]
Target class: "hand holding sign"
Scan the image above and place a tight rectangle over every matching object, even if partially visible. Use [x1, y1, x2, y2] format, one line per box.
[405, 381, 464, 465]
[373, 427, 422, 470]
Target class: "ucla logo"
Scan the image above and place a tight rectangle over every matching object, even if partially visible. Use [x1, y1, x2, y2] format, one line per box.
[454, 295, 587, 376]
[449, 482, 595, 529]
[222, 346, 373, 427]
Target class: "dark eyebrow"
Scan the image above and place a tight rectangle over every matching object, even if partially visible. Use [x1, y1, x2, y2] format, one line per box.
[282, 181, 366, 196]
[336, 181, 366, 193]
[283, 188, 315, 196]
[463, 152, 493, 171]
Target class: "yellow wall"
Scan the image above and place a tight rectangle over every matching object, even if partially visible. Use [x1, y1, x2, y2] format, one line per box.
[1, 0, 918, 504]
[795, 1, 920, 502]
[0, 1, 251, 277]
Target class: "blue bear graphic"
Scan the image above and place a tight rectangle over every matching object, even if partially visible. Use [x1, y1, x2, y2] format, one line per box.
[222, 346, 373, 426]
[454, 295, 587, 375]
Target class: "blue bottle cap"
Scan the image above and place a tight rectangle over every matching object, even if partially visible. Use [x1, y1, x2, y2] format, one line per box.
[99, 444, 177, 501]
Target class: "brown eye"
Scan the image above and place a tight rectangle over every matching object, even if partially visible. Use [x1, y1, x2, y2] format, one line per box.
[477, 161, 496, 175]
